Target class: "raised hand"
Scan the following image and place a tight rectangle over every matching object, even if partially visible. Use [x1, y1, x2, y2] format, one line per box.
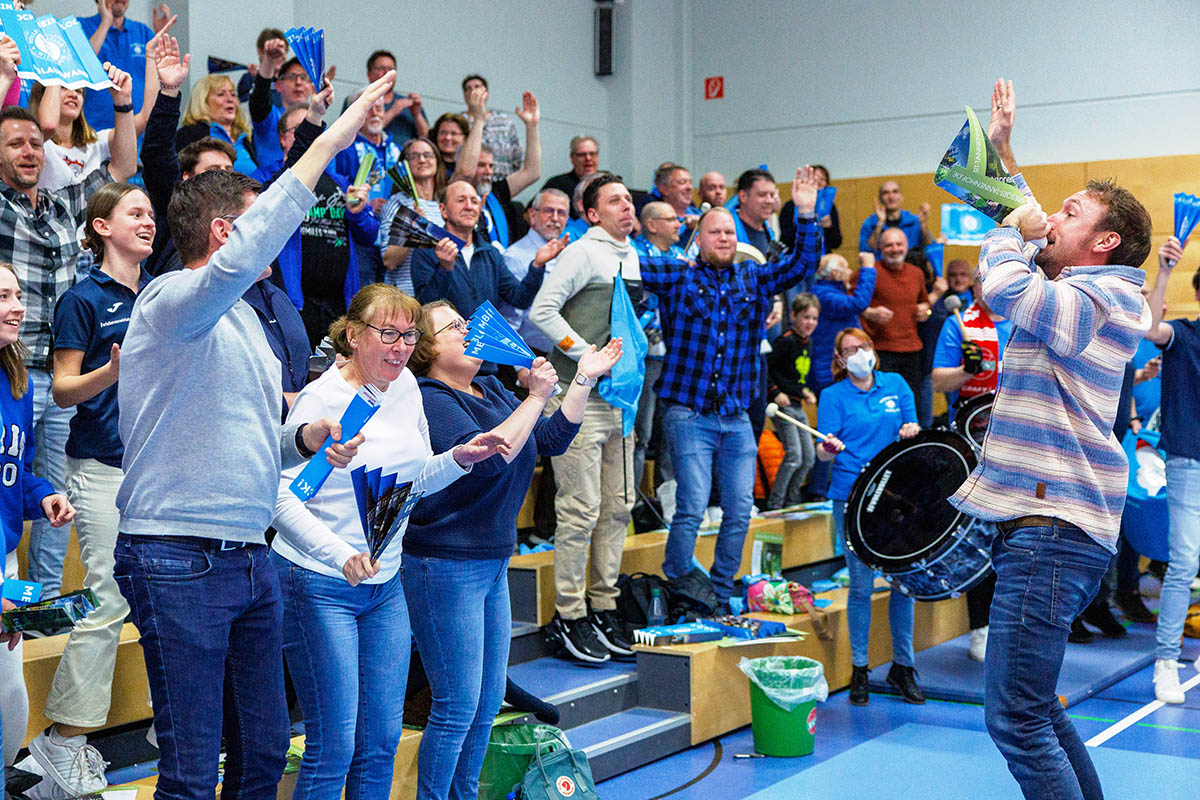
[790, 165, 818, 215]
[308, 77, 334, 120]
[0, 35, 19, 83]
[987, 78, 1015, 151]
[1001, 200, 1049, 242]
[317, 70, 396, 154]
[345, 184, 368, 213]
[152, 3, 174, 34]
[153, 35, 190, 94]
[453, 431, 512, 466]
[858, 251, 876, 269]
[105, 63, 133, 105]
[577, 338, 623, 380]
[1159, 235, 1184, 270]
[466, 85, 488, 118]
[533, 234, 566, 267]
[515, 91, 539, 126]
[874, 198, 888, 223]
[918, 202, 931, 224]
[259, 37, 287, 80]
[98, 0, 114, 25]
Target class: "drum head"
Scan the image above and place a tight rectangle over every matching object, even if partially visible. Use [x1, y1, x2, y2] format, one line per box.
[953, 392, 994, 453]
[845, 429, 977, 570]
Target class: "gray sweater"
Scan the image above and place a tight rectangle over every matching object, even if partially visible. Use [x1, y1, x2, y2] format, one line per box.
[117, 172, 317, 543]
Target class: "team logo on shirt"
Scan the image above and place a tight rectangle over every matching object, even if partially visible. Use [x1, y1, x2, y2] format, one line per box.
[881, 395, 900, 412]
[106, 302, 123, 314]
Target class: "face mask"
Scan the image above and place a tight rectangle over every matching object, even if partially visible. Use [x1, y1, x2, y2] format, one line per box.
[845, 348, 876, 378]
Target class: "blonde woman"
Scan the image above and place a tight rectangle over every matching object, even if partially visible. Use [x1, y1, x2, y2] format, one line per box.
[177, 74, 257, 173]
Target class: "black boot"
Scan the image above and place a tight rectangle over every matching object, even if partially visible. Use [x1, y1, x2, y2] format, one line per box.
[886, 664, 926, 704]
[1068, 617, 1095, 643]
[1083, 597, 1128, 638]
[1115, 589, 1156, 624]
[849, 665, 869, 706]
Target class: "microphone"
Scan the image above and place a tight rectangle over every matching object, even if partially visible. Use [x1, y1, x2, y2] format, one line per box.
[943, 293, 969, 338]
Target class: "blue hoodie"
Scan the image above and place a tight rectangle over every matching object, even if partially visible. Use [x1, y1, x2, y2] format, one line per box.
[1, 380, 54, 556]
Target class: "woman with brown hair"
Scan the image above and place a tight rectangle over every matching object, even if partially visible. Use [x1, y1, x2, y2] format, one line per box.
[0, 261, 75, 779]
[402, 300, 620, 799]
[176, 74, 257, 173]
[271, 284, 508, 800]
[816, 326, 921, 708]
[378, 136, 448, 292]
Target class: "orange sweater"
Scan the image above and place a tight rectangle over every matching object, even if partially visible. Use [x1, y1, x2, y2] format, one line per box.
[863, 262, 925, 352]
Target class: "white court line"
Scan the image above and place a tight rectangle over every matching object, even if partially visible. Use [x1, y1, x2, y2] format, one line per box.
[1085, 670, 1200, 747]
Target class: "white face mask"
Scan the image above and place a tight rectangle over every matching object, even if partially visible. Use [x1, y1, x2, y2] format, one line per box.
[845, 348, 876, 378]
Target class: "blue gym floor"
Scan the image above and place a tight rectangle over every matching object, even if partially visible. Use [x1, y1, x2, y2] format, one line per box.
[597, 637, 1200, 799]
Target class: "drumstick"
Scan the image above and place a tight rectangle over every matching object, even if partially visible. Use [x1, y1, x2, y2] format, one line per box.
[766, 402, 829, 442]
[943, 294, 969, 338]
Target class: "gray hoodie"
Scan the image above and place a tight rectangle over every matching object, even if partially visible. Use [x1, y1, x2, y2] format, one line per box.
[116, 172, 316, 543]
[528, 225, 641, 391]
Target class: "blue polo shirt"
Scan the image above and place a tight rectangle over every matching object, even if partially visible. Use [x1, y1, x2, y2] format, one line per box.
[52, 267, 150, 467]
[1159, 318, 1200, 460]
[857, 210, 923, 257]
[78, 14, 155, 132]
[815, 370, 917, 501]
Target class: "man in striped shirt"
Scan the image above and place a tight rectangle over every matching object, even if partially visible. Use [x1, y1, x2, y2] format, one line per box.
[951, 79, 1152, 800]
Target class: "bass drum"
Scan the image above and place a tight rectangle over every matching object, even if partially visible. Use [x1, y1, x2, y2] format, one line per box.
[843, 429, 995, 601]
[953, 391, 994, 455]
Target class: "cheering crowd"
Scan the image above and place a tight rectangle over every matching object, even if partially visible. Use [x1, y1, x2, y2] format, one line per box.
[0, 3, 1196, 800]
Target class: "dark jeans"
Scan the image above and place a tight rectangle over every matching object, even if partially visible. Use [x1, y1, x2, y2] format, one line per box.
[877, 350, 924, 418]
[114, 535, 288, 800]
[985, 521, 1111, 799]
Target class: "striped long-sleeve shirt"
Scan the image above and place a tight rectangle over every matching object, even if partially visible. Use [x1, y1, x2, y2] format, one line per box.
[950, 226, 1151, 551]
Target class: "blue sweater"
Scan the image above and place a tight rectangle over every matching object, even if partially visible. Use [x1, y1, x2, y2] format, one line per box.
[404, 376, 579, 560]
[411, 232, 545, 316]
[1, 382, 54, 555]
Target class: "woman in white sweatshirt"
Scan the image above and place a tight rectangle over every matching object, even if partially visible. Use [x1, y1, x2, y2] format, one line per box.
[271, 284, 507, 800]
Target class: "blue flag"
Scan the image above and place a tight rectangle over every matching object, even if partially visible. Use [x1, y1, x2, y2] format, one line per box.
[598, 268, 648, 438]
[0, 5, 111, 90]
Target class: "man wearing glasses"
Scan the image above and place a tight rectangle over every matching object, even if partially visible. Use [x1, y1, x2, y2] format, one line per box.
[250, 39, 316, 170]
[501, 189, 571, 357]
[543, 136, 599, 218]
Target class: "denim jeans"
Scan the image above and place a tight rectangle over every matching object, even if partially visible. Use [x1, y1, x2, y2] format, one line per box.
[114, 535, 288, 800]
[27, 368, 74, 596]
[834, 504, 914, 668]
[662, 403, 757, 600]
[633, 358, 664, 490]
[271, 552, 410, 800]
[1155, 455, 1200, 661]
[984, 521, 1111, 800]
[404, 554, 511, 800]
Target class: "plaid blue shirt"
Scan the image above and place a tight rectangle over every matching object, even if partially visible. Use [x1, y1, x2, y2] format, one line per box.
[642, 218, 821, 415]
[0, 168, 110, 369]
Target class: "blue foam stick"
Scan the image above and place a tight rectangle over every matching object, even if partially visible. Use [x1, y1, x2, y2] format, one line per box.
[289, 384, 382, 501]
[924, 242, 945, 277]
[351, 466, 370, 537]
[1175, 193, 1200, 245]
[464, 337, 535, 367]
[815, 186, 837, 218]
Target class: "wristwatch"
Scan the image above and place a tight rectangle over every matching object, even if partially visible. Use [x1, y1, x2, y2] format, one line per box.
[574, 373, 598, 388]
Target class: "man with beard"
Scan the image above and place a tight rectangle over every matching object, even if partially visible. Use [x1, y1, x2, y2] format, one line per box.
[461, 92, 543, 250]
[951, 78, 1152, 800]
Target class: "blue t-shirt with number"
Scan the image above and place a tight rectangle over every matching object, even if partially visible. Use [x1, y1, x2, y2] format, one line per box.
[816, 370, 917, 501]
[0, 383, 54, 556]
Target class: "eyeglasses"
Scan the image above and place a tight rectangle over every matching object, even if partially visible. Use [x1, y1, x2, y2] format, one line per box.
[840, 344, 871, 358]
[536, 207, 568, 219]
[572, 151, 598, 159]
[365, 323, 422, 345]
[278, 73, 312, 84]
[434, 318, 470, 336]
[407, 151, 438, 162]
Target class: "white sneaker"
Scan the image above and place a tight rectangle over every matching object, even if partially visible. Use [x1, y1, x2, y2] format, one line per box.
[1154, 659, 1186, 704]
[28, 727, 109, 796]
[969, 626, 988, 662]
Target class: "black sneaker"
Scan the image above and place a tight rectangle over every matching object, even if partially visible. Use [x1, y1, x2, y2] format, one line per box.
[1116, 589, 1156, 624]
[886, 664, 926, 704]
[1068, 617, 1095, 643]
[849, 665, 869, 706]
[590, 608, 635, 657]
[553, 614, 610, 664]
[1082, 599, 1128, 638]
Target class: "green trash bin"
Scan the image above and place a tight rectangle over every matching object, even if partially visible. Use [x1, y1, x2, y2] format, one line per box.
[739, 656, 828, 757]
[478, 723, 567, 800]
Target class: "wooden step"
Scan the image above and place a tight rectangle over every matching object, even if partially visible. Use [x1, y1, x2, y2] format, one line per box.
[508, 512, 834, 626]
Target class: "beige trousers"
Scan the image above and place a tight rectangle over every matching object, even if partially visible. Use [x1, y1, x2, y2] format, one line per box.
[550, 394, 634, 619]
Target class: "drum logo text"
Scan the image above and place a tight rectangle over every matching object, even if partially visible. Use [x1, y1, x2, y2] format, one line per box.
[866, 470, 892, 513]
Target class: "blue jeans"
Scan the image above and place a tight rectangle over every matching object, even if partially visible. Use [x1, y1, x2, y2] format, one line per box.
[114, 535, 288, 800]
[662, 403, 757, 600]
[404, 554, 511, 800]
[271, 552, 410, 800]
[1155, 455, 1200, 661]
[835, 504, 914, 668]
[985, 521, 1111, 800]
[27, 368, 74, 596]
